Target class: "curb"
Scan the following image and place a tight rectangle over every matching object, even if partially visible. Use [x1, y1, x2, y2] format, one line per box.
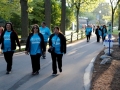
[83, 42, 118, 90]
[84, 57, 96, 90]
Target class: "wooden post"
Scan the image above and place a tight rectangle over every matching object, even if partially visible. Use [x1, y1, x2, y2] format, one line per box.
[71, 32, 73, 43]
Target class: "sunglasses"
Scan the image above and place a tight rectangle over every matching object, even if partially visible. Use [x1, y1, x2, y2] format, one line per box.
[33, 27, 38, 29]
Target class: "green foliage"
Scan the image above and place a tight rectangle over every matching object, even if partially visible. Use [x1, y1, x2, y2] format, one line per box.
[112, 29, 119, 35]
[114, 4, 120, 26]
[93, 2, 111, 24]
[1, 0, 106, 33]
[0, 0, 20, 21]
[66, 7, 75, 30]
[28, 0, 44, 25]
[51, 0, 61, 30]
[10, 13, 21, 34]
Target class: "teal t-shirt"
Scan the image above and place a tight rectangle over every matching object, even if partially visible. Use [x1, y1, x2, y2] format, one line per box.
[39, 27, 51, 42]
[3, 31, 12, 52]
[52, 34, 62, 54]
[30, 34, 42, 55]
[85, 27, 92, 35]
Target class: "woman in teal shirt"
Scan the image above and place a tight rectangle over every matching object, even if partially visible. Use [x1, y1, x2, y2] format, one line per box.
[25, 24, 45, 75]
[48, 26, 66, 75]
[0, 22, 21, 74]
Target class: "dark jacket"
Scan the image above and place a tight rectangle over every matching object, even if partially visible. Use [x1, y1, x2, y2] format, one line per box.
[95, 28, 101, 36]
[49, 33, 66, 54]
[101, 28, 107, 36]
[0, 31, 20, 50]
[25, 33, 45, 53]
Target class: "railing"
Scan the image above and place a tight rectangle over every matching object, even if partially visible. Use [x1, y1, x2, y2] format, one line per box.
[65, 30, 86, 44]
[19, 30, 86, 45]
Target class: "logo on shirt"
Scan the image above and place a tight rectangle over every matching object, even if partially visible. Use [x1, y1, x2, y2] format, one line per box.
[31, 38, 40, 44]
[4, 35, 10, 40]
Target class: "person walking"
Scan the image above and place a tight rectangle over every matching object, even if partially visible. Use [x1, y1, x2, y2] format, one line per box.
[101, 25, 107, 42]
[93, 25, 96, 33]
[25, 24, 45, 75]
[39, 22, 51, 59]
[0, 26, 4, 53]
[48, 26, 66, 75]
[95, 26, 101, 42]
[0, 22, 21, 74]
[85, 25, 92, 42]
[0, 26, 4, 38]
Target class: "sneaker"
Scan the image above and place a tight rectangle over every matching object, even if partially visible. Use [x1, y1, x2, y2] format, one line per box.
[43, 57, 46, 59]
[36, 71, 39, 75]
[32, 71, 39, 75]
[6, 71, 11, 74]
[42, 56, 46, 59]
[52, 72, 57, 76]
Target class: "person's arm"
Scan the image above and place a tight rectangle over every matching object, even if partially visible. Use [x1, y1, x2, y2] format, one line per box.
[47, 27, 51, 36]
[40, 33, 45, 52]
[48, 34, 52, 47]
[25, 34, 32, 55]
[63, 36, 66, 54]
[14, 32, 21, 50]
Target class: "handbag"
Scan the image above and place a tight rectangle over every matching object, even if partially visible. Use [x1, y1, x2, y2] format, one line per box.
[48, 36, 58, 53]
[48, 47, 55, 53]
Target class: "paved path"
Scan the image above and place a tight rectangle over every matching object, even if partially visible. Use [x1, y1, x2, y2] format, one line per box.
[0, 34, 104, 90]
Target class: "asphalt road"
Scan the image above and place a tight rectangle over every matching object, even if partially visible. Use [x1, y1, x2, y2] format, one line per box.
[0, 34, 104, 90]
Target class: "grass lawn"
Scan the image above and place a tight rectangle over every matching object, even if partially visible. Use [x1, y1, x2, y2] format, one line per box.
[112, 29, 120, 35]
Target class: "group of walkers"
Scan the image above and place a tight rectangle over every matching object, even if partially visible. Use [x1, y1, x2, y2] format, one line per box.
[85, 24, 108, 43]
[0, 22, 66, 76]
[0, 21, 109, 76]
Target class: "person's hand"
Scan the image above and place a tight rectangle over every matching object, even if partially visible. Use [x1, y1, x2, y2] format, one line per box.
[25, 51, 29, 55]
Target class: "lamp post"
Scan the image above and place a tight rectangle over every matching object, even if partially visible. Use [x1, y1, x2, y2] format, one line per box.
[99, 10, 101, 25]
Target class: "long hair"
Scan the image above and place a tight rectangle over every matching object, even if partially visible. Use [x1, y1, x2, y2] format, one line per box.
[31, 24, 40, 33]
[4, 22, 14, 31]
[0, 26, 4, 32]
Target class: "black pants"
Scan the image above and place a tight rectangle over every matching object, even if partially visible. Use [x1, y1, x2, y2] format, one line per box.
[102, 36, 106, 42]
[42, 42, 47, 57]
[96, 35, 100, 42]
[86, 35, 90, 41]
[30, 54, 41, 73]
[51, 53, 63, 74]
[3, 51, 14, 71]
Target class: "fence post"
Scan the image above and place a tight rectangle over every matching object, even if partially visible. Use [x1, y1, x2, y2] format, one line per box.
[77, 32, 78, 40]
[81, 30, 83, 39]
[71, 32, 73, 43]
[119, 32, 120, 47]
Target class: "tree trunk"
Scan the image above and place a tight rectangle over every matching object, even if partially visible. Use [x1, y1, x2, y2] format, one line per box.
[60, 0, 66, 35]
[76, 8, 79, 33]
[45, 0, 51, 29]
[111, 8, 114, 32]
[20, 0, 28, 43]
[118, 4, 120, 31]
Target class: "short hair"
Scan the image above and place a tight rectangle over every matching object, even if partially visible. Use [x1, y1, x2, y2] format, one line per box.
[54, 26, 60, 31]
[42, 21, 46, 25]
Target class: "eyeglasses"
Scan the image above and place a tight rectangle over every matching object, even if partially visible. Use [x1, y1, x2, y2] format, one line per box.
[33, 27, 38, 29]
